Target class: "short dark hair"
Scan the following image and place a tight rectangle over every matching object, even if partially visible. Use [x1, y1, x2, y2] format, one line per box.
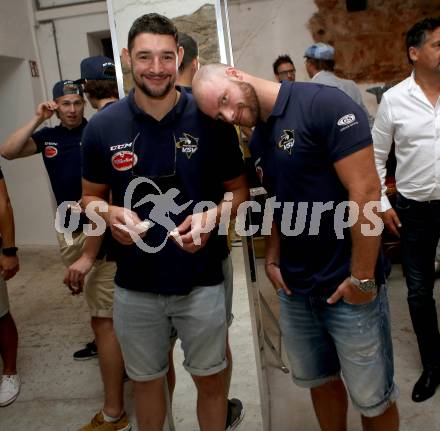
[406, 17, 440, 64]
[306, 57, 335, 72]
[84, 80, 119, 100]
[272, 55, 294, 75]
[178, 33, 198, 73]
[127, 13, 178, 52]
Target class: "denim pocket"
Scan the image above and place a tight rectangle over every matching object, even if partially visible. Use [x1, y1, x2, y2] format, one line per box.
[342, 294, 377, 307]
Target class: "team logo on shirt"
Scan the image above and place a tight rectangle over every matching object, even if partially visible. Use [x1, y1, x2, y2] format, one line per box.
[337, 113, 358, 131]
[278, 129, 295, 155]
[44, 145, 58, 158]
[111, 151, 138, 171]
[175, 133, 199, 159]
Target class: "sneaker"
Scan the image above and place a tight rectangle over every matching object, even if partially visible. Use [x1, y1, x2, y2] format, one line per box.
[79, 411, 131, 431]
[225, 398, 245, 430]
[73, 340, 98, 361]
[0, 374, 21, 407]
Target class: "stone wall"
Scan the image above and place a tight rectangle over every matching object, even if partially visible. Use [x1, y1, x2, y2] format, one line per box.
[308, 0, 440, 83]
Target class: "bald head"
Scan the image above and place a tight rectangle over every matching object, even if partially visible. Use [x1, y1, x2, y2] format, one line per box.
[192, 63, 229, 101]
[193, 63, 260, 127]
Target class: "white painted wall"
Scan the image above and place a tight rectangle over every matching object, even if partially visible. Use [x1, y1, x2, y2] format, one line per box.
[0, 0, 57, 245]
[0, 0, 111, 245]
[35, 10, 111, 119]
[0, 58, 56, 246]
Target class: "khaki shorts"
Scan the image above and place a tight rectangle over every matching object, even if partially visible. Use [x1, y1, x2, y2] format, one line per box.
[0, 276, 9, 318]
[56, 232, 116, 318]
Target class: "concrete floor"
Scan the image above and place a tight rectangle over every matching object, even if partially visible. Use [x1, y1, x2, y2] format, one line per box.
[0, 246, 262, 430]
[1, 245, 440, 430]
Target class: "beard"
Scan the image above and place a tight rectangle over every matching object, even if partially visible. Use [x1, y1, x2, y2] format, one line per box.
[132, 70, 175, 98]
[236, 81, 260, 127]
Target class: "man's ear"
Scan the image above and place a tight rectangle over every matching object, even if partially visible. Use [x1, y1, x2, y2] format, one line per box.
[122, 48, 131, 69]
[177, 46, 184, 70]
[191, 58, 199, 73]
[408, 46, 419, 64]
[225, 67, 243, 80]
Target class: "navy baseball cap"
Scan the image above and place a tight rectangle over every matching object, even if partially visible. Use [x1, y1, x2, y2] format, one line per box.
[77, 56, 116, 82]
[52, 80, 83, 100]
[304, 43, 335, 60]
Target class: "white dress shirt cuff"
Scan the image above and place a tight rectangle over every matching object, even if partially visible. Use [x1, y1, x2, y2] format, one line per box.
[380, 195, 392, 212]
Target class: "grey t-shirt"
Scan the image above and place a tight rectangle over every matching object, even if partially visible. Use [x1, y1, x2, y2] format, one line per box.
[312, 71, 373, 128]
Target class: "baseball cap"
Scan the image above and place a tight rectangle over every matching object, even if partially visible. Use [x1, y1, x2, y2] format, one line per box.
[77, 56, 116, 82]
[304, 43, 335, 60]
[52, 80, 83, 100]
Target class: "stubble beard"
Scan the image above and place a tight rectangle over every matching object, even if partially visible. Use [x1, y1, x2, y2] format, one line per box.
[236, 81, 260, 127]
[132, 70, 175, 98]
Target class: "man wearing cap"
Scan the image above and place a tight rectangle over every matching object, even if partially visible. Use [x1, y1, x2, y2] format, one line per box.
[272, 54, 296, 82]
[77, 55, 119, 112]
[0, 165, 20, 407]
[304, 42, 373, 127]
[192, 64, 399, 430]
[1, 81, 129, 431]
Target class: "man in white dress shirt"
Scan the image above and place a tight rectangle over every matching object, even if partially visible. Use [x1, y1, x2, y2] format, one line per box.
[373, 16, 440, 403]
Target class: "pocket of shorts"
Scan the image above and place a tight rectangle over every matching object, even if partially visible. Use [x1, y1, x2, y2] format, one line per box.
[276, 288, 284, 297]
[342, 294, 377, 307]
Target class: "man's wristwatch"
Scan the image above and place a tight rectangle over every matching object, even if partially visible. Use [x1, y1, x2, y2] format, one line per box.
[2, 247, 18, 257]
[350, 275, 377, 293]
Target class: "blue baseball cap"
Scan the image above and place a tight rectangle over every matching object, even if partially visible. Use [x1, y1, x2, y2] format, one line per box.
[52, 80, 83, 100]
[304, 43, 335, 60]
[78, 56, 116, 82]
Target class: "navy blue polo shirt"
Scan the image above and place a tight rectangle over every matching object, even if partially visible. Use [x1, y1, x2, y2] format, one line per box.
[32, 119, 87, 206]
[250, 81, 384, 295]
[81, 88, 244, 295]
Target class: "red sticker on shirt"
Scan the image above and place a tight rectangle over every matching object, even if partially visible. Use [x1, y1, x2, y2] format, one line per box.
[112, 151, 137, 171]
[45, 145, 58, 158]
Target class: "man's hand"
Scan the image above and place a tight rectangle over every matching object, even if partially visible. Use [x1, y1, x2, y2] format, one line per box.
[172, 209, 216, 253]
[0, 255, 19, 280]
[327, 277, 376, 305]
[109, 206, 146, 245]
[35, 101, 58, 122]
[63, 255, 95, 295]
[265, 262, 292, 295]
[382, 207, 401, 237]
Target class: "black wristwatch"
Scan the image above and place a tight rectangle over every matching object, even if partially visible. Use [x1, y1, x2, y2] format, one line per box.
[2, 247, 18, 257]
[350, 275, 377, 293]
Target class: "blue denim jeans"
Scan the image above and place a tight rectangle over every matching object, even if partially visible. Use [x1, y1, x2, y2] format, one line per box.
[395, 192, 440, 369]
[279, 286, 398, 417]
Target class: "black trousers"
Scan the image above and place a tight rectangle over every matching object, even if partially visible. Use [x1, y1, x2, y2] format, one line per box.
[396, 193, 440, 370]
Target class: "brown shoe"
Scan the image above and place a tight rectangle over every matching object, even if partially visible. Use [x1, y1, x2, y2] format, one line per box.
[79, 411, 131, 431]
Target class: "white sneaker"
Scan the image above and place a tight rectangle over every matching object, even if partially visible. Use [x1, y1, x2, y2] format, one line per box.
[0, 374, 20, 407]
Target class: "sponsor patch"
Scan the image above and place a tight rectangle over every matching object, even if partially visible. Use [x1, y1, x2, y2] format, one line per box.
[44, 145, 58, 158]
[112, 151, 137, 171]
[337, 114, 356, 127]
[175, 133, 199, 159]
[278, 129, 295, 155]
